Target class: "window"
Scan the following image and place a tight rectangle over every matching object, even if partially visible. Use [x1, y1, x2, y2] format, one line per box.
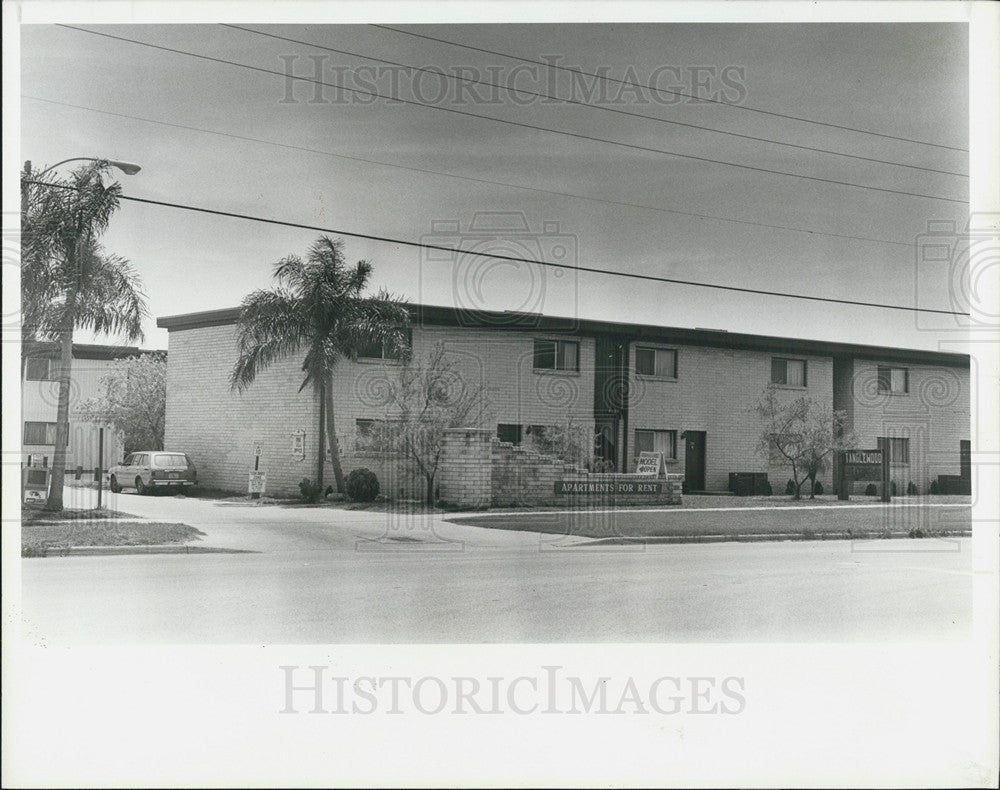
[533, 339, 579, 372]
[633, 429, 677, 460]
[355, 418, 402, 452]
[357, 329, 412, 361]
[878, 437, 910, 464]
[23, 422, 64, 446]
[497, 424, 523, 445]
[25, 357, 54, 381]
[877, 365, 909, 394]
[635, 347, 677, 378]
[771, 358, 807, 387]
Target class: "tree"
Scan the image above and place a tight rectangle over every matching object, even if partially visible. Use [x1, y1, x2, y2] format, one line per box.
[230, 236, 409, 493]
[754, 385, 852, 500]
[21, 161, 147, 511]
[79, 353, 167, 453]
[364, 343, 489, 505]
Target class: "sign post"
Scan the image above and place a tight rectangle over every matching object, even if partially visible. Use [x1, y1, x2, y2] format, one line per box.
[250, 441, 264, 499]
[880, 442, 891, 503]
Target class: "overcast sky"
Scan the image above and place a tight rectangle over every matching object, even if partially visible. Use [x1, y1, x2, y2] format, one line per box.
[20, 21, 970, 351]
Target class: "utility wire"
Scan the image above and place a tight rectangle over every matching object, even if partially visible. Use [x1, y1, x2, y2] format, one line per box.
[57, 25, 967, 205]
[224, 24, 967, 178]
[23, 95, 918, 249]
[23, 179, 971, 317]
[371, 24, 969, 154]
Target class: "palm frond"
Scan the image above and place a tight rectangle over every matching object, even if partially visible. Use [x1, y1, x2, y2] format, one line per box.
[230, 289, 307, 391]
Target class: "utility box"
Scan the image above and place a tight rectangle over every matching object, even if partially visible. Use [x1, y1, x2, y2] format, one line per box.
[22, 465, 51, 505]
[729, 472, 770, 496]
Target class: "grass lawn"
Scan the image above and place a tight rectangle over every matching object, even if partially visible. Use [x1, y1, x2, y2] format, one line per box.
[448, 501, 972, 543]
[22, 507, 204, 557]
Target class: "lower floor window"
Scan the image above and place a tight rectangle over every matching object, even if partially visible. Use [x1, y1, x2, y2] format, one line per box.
[634, 429, 677, 460]
[23, 421, 65, 446]
[497, 424, 523, 445]
[879, 436, 910, 464]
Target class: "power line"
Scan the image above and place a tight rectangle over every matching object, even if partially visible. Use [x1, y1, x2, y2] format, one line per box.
[23, 95, 917, 249]
[57, 25, 967, 205]
[371, 24, 969, 154]
[224, 24, 967, 179]
[23, 180, 971, 317]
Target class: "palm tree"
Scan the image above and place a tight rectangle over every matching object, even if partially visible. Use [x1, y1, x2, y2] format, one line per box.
[21, 161, 148, 512]
[230, 236, 410, 493]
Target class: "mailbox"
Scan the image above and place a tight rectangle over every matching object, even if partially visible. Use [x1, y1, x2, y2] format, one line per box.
[22, 465, 51, 505]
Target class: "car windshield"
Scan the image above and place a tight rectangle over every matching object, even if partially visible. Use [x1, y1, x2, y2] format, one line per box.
[153, 453, 188, 468]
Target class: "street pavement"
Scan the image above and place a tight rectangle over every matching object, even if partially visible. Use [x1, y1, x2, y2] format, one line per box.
[18, 486, 973, 643]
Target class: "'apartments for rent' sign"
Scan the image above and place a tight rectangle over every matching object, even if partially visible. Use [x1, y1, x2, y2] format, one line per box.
[555, 480, 664, 495]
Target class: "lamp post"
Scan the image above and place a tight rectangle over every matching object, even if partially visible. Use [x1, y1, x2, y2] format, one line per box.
[27, 157, 142, 178]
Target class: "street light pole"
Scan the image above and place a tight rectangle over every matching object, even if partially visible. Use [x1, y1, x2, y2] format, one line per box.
[30, 157, 142, 178]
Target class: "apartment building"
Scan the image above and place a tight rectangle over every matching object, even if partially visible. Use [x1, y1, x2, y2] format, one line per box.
[21, 343, 146, 472]
[157, 304, 971, 497]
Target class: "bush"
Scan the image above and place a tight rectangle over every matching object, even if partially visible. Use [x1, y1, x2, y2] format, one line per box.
[298, 478, 324, 503]
[785, 479, 796, 496]
[891, 480, 898, 496]
[346, 468, 380, 502]
[907, 481, 918, 495]
[929, 479, 939, 495]
[864, 483, 878, 496]
[813, 480, 824, 495]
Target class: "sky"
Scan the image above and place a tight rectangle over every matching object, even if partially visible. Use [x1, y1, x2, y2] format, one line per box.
[18, 19, 973, 352]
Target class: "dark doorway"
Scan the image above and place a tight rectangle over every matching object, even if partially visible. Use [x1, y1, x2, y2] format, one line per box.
[684, 431, 706, 492]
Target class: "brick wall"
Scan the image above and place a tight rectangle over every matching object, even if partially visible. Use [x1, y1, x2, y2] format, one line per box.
[836, 358, 970, 493]
[626, 342, 835, 491]
[438, 428, 682, 508]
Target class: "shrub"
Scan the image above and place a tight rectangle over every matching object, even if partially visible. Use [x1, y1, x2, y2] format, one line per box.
[929, 479, 939, 495]
[907, 481, 918, 495]
[864, 483, 878, 496]
[298, 478, 323, 503]
[891, 481, 898, 496]
[346, 468, 380, 502]
[785, 479, 796, 496]
[813, 480, 824, 495]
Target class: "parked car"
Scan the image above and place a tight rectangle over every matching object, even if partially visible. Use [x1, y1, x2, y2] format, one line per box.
[109, 451, 197, 494]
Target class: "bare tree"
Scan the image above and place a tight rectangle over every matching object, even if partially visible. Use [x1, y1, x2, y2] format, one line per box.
[754, 385, 852, 499]
[365, 343, 489, 504]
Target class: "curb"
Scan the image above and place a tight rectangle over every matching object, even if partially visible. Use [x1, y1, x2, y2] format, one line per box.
[28, 544, 257, 558]
[576, 530, 973, 547]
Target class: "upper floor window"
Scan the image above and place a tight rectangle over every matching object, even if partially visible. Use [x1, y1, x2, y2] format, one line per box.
[877, 365, 909, 394]
[635, 347, 677, 378]
[357, 329, 412, 361]
[771, 358, 807, 387]
[533, 339, 579, 372]
[25, 357, 55, 381]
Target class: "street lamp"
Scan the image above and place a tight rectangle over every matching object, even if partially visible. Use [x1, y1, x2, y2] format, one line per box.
[27, 157, 142, 178]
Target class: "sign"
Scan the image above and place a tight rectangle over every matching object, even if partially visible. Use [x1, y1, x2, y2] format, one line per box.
[556, 480, 663, 495]
[635, 451, 665, 477]
[291, 431, 305, 461]
[844, 449, 882, 466]
[253, 441, 263, 458]
[22, 466, 50, 504]
[248, 471, 267, 494]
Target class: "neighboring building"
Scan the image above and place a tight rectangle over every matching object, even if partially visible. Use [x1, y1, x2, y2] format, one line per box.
[21, 342, 156, 472]
[157, 304, 970, 497]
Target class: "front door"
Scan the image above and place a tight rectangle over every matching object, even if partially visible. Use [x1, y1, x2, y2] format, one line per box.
[684, 431, 706, 492]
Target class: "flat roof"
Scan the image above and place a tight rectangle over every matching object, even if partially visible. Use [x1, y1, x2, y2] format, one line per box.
[24, 342, 165, 360]
[156, 304, 970, 368]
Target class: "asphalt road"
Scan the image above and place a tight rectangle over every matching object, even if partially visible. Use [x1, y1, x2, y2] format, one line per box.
[20, 487, 972, 643]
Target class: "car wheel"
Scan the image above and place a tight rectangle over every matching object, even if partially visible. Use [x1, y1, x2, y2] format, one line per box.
[110, 475, 121, 494]
[135, 476, 147, 495]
